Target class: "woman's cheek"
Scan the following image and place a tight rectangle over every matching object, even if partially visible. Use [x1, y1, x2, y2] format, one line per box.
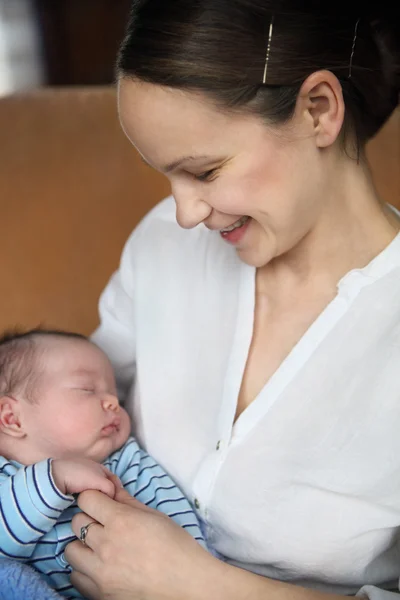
[210, 179, 250, 215]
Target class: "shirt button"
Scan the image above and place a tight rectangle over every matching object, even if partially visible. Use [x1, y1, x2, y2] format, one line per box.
[216, 440, 221, 451]
[194, 498, 200, 510]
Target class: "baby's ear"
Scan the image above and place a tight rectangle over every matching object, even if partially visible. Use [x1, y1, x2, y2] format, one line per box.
[0, 396, 26, 438]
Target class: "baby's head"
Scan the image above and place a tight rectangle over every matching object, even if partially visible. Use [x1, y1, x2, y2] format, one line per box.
[0, 330, 131, 465]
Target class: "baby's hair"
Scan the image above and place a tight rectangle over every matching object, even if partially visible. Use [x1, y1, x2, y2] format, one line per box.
[0, 329, 87, 402]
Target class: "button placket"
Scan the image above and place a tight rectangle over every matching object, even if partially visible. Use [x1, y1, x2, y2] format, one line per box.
[192, 436, 231, 523]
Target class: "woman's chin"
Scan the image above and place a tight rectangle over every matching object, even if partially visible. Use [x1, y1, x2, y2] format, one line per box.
[235, 227, 276, 269]
[237, 246, 274, 269]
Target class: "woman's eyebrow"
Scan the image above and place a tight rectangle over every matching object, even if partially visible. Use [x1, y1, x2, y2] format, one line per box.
[140, 155, 217, 173]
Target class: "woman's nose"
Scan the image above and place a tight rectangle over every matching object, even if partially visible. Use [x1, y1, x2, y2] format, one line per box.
[102, 394, 120, 412]
[172, 184, 212, 229]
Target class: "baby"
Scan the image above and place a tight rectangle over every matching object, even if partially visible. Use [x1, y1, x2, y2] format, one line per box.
[0, 329, 205, 599]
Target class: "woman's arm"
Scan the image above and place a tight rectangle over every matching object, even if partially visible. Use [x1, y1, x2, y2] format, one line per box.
[64, 485, 349, 600]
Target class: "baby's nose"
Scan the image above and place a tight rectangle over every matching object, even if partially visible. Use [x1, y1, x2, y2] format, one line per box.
[102, 394, 120, 412]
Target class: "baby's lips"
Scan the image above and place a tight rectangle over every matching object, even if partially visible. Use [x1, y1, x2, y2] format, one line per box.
[102, 417, 121, 433]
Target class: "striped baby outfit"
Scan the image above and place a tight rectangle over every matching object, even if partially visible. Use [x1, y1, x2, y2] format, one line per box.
[0, 437, 206, 598]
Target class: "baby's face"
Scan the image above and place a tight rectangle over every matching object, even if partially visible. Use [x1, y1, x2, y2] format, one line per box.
[19, 337, 131, 463]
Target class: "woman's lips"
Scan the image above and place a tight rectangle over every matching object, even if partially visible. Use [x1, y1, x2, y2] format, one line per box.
[220, 217, 251, 245]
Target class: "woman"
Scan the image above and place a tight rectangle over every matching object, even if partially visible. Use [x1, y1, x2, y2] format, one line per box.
[65, 1, 400, 599]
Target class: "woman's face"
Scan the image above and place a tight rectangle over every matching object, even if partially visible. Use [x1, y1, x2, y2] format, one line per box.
[118, 78, 329, 268]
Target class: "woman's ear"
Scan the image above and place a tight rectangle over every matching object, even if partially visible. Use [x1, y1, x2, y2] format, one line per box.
[0, 395, 26, 438]
[297, 70, 345, 149]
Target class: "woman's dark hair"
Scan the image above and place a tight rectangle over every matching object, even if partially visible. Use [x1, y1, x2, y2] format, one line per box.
[117, 1, 400, 149]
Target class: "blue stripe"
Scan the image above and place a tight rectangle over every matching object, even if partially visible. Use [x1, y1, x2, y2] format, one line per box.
[137, 463, 160, 478]
[31, 465, 62, 514]
[123, 478, 138, 488]
[28, 553, 59, 564]
[55, 547, 67, 559]
[47, 461, 71, 502]
[27, 546, 69, 564]
[144, 484, 180, 506]
[0, 547, 27, 559]
[122, 462, 141, 475]
[56, 535, 75, 544]
[54, 584, 74, 592]
[0, 462, 13, 473]
[119, 441, 140, 463]
[168, 509, 194, 518]
[105, 456, 122, 467]
[121, 438, 137, 451]
[11, 476, 46, 535]
[135, 473, 169, 496]
[56, 518, 74, 525]
[155, 496, 186, 509]
[45, 569, 71, 576]
[0, 499, 36, 546]
[105, 443, 141, 470]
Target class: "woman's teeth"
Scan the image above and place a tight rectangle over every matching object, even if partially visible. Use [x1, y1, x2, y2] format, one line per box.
[220, 216, 250, 233]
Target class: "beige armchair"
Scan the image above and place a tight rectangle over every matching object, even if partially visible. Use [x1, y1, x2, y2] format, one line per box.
[0, 87, 398, 335]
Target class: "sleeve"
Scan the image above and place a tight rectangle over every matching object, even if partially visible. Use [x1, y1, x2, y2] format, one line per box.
[108, 439, 207, 549]
[0, 460, 74, 559]
[91, 227, 138, 402]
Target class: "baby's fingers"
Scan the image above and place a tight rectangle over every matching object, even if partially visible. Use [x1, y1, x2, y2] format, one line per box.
[109, 473, 124, 489]
[91, 478, 115, 498]
[85, 468, 115, 498]
[99, 466, 123, 498]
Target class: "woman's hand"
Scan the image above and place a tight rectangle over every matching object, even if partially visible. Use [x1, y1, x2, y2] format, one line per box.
[65, 481, 348, 600]
[64, 482, 230, 600]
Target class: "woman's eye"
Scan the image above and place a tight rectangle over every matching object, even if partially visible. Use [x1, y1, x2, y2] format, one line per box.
[194, 169, 217, 182]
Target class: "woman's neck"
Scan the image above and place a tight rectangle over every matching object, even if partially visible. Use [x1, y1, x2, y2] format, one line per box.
[257, 157, 399, 295]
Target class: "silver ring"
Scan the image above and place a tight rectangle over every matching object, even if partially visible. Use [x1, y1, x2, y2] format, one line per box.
[79, 521, 97, 546]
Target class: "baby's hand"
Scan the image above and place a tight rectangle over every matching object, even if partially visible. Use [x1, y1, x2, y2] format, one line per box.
[51, 458, 116, 498]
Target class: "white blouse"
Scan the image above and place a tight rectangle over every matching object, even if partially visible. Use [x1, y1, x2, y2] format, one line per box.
[93, 196, 400, 598]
